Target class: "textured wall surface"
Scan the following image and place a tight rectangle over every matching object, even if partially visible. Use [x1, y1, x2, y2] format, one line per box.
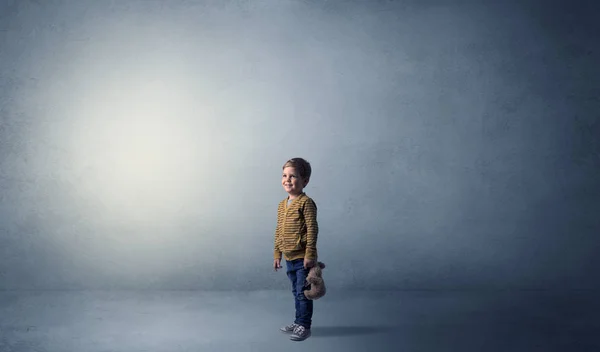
[0, 0, 598, 290]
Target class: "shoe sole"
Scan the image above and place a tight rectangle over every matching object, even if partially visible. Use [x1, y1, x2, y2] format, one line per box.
[290, 333, 311, 341]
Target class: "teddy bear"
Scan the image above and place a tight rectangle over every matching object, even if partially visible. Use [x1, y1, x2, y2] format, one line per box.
[303, 262, 326, 300]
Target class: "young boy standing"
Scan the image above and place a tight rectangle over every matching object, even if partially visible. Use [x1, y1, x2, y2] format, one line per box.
[273, 157, 319, 342]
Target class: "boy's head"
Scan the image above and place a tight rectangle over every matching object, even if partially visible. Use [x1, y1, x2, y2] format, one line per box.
[282, 157, 312, 197]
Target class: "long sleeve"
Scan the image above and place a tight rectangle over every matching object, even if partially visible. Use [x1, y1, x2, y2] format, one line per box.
[302, 199, 319, 260]
[273, 202, 283, 259]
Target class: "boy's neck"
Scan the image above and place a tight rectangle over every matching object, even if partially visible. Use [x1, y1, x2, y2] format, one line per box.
[288, 191, 304, 200]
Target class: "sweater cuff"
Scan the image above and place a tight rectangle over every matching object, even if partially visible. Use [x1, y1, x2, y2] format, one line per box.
[304, 250, 317, 261]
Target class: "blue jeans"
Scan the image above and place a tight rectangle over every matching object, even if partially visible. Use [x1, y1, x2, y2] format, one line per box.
[286, 258, 313, 329]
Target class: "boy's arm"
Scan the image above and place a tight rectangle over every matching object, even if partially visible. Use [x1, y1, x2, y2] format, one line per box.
[303, 199, 319, 261]
[274, 203, 283, 260]
[274, 227, 282, 260]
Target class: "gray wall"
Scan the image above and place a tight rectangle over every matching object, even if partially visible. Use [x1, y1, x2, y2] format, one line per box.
[0, 0, 598, 291]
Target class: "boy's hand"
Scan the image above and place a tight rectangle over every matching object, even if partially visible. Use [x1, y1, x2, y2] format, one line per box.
[303, 258, 315, 269]
[273, 258, 282, 271]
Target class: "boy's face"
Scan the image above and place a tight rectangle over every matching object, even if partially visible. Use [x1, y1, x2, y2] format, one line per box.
[282, 166, 308, 197]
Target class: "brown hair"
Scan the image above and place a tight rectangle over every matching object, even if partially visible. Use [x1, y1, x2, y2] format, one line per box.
[282, 157, 312, 180]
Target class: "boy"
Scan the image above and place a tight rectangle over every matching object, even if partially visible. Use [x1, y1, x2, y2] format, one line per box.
[273, 157, 319, 342]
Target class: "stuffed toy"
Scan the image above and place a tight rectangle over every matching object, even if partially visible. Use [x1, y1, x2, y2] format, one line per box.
[303, 262, 326, 300]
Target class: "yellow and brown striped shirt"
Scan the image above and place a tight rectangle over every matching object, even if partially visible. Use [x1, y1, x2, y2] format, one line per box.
[273, 192, 319, 261]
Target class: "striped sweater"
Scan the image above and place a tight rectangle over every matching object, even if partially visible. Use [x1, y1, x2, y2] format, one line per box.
[273, 192, 319, 261]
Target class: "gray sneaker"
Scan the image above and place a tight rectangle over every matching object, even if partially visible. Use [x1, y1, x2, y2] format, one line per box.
[290, 325, 311, 341]
[280, 323, 299, 334]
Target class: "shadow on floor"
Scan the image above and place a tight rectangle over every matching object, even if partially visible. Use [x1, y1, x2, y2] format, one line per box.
[312, 325, 396, 337]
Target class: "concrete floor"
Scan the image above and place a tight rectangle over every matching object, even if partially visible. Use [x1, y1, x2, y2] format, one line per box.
[0, 289, 597, 352]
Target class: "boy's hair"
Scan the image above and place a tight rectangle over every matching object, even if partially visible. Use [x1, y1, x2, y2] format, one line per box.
[283, 157, 312, 180]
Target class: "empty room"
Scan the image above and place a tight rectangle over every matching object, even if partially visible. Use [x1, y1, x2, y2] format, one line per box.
[0, 0, 598, 351]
